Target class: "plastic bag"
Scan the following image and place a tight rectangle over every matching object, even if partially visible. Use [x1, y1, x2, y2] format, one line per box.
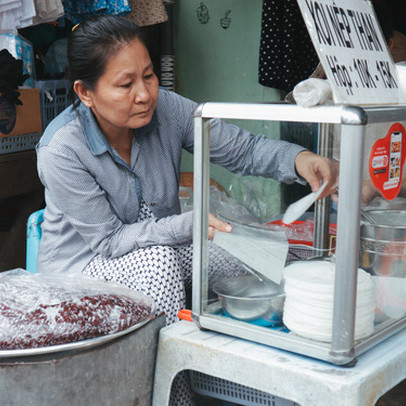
[180, 185, 260, 224]
[0, 269, 154, 350]
[179, 186, 193, 213]
[209, 186, 260, 224]
[44, 38, 68, 78]
[292, 78, 333, 108]
[265, 218, 316, 243]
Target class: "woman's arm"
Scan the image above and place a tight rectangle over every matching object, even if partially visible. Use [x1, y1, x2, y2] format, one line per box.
[185, 114, 336, 192]
[37, 146, 194, 258]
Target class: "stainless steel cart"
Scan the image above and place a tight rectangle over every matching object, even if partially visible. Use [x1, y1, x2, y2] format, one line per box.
[191, 102, 406, 365]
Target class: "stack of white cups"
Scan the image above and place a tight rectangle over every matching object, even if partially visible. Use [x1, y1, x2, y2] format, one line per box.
[283, 261, 375, 342]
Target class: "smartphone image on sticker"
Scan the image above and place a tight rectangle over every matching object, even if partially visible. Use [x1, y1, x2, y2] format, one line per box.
[389, 131, 402, 180]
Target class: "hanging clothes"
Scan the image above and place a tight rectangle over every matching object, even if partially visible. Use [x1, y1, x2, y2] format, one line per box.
[125, 0, 167, 27]
[0, 0, 64, 31]
[0, 0, 36, 31]
[384, 0, 405, 36]
[258, 0, 319, 92]
[32, 0, 64, 25]
[62, 0, 131, 25]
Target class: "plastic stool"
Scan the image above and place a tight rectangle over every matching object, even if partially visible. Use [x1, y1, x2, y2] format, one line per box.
[152, 321, 406, 406]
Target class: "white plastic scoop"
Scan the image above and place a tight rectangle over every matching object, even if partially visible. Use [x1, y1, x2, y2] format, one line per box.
[282, 182, 328, 225]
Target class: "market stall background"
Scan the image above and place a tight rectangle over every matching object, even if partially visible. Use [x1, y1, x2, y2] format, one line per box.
[0, 0, 351, 271]
[0, 0, 174, 271]
[1, 1, 406, 404]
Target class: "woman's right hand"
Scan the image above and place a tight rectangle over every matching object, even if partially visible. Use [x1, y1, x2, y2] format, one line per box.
[294, 151, 339, 198]
[208, 213, 232, 239]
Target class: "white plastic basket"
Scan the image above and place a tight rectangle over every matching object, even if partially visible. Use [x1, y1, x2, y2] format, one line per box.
[190, 371, 300, 406]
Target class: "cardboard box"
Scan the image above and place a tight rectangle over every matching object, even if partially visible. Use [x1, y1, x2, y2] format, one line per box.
[0, 89, 42, 137]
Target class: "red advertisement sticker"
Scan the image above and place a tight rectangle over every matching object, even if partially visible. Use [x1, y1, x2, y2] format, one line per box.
[369, 123, 406, 200]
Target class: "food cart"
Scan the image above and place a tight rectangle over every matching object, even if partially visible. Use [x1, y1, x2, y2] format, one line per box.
[189, 0, 406, 368]
[191, 101, 406, 366]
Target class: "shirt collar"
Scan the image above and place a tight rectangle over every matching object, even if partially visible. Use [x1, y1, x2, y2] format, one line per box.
[78, 101, 159, 156]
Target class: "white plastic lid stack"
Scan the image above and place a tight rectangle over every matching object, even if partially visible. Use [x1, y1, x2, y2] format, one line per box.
[283, 261, 375, 342]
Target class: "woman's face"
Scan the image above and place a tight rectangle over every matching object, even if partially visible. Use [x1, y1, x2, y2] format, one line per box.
[82, 38, 159, 136]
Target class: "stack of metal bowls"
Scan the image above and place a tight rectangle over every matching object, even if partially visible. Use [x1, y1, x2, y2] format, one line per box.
[360, 209, 406, 278]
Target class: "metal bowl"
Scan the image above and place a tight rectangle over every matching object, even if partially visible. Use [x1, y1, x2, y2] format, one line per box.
[212, 274, 285, 324]
[360, 209, 406, 277]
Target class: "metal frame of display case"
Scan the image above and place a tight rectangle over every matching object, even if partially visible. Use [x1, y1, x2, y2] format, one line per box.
[191, 102, 406, 366]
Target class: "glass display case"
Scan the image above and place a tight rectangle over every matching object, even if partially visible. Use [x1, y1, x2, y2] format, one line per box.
[191, 102, 406, 366]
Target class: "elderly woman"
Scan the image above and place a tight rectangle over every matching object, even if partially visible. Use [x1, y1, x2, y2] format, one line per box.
[36, 15, 335, 405]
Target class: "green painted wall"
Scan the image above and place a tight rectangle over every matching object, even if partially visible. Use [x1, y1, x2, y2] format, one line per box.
[174, 0, 286, 219]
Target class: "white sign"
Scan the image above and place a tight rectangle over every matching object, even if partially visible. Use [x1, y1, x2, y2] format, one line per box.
[297, 0, 406, 105]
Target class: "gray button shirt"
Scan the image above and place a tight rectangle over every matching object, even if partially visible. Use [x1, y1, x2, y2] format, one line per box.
[36, 89, 305, 274]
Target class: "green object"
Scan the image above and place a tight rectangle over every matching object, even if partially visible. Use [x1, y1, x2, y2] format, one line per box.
[175, 0, 284, 218]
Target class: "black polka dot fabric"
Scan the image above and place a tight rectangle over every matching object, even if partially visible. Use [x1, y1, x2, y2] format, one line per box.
[258, 0, 320, 92]
[384, 0, 405, 35]
[83, 199, 248, 405]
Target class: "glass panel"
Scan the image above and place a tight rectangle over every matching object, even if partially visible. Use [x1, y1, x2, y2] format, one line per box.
[359, 121, 406, 327]
[201, 118, 337, 337]
[194, 105, 406, 362]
